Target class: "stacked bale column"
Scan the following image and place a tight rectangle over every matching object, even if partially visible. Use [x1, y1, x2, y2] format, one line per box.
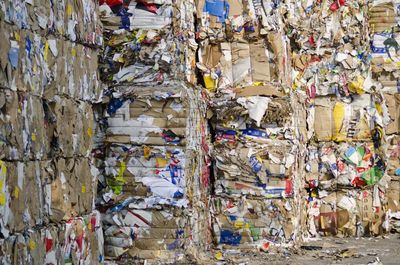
[0, 1, 104, 263]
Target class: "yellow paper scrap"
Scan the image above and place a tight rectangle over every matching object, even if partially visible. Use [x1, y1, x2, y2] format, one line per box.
[215, 252, 223, 260]
[28, 239, 36, 250]
[333, 102, 345, 141]
[116, 161, 127, 183]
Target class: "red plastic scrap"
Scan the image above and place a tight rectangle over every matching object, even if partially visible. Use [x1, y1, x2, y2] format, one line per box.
[99, 0, 123, 7]
[329, 0, 345, 12]
[45, 237, 53, 253]
[137, 0, 158, 14]
[308, 35, 316, 47]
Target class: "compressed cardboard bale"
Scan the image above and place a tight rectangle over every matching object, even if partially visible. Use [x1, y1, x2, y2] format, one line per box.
[0, 0, 103, 263]
[0, 90, 48, 161]
[198, 38, 284, 92]
[104, 145, 187, 201]
[0, 0, 102, 47]
[0, 211, 104, 265]
[2, 161, 43, 234]
[103, 207, 188, 258]
[99, 0, 196, 86]
[196, 0, 293, 91]
[0, 24, 100, 101]
[212, 197, 295, 246]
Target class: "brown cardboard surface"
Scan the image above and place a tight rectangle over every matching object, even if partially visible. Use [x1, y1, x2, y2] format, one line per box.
[249, 40, 271, 83]
[234, 85, 285, 97]
[5, 161, 43, 232]
[387, 136, 400, 178]
[227, 0, 243, 16]
[231, 41, 251, 86]
[315, 97, 333, 140]
[267, 32, 291, 87]
[387, 181, 400, 212]
[384, 93, 400, 135]
[49, 158, 95, 222]
[202, 44, 222, 69]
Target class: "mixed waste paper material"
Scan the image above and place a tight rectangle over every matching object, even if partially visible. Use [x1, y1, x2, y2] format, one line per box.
[0, 0, 399, 264]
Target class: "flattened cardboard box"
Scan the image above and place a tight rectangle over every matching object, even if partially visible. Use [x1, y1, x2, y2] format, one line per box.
[387, 180, 400, 212]
[1, 161, 43, 234]
[0, 90, 49, 160]
[106, 98, 187, 145]
[0, 89, 24, 160]
[48, 98, 94, 157]
[314, 96, 373, 142]
[384, 93, 400, 135]
[48, 158, 96, 223]
[199, 37, 285, 91]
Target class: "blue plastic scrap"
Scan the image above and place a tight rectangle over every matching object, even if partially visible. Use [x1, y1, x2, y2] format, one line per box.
[249, 155, 262, 173]
[220, 229, 242, 246]
[8, 44, 19, 69]
[204, 0, 229, 23]
[107, 97, 130, 115]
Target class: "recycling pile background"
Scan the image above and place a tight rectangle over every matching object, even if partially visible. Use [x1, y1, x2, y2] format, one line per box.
[0, 0, 104, 264]
[0, 0, 400, 264]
